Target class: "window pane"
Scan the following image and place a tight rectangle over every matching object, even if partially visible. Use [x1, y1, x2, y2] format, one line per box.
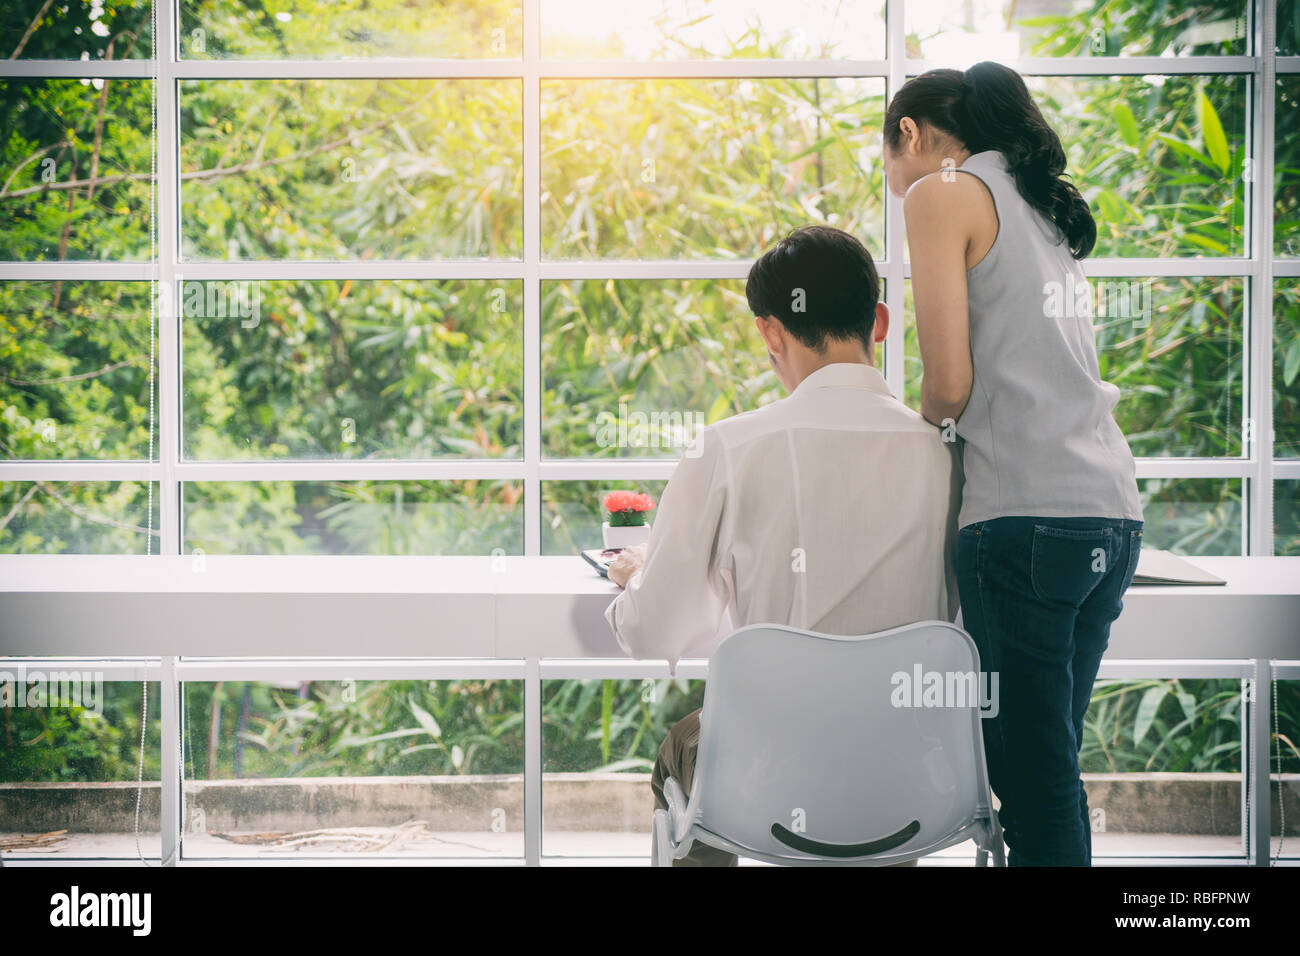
[180, 0, 520, 59]
[1028, 75, 1247, 258]
[541, 279, 776, 458]
[1279, 79, 1300, 258]
[181, 679, 525, 860]
[182, 280, 522, 460]
[1272, 681, 1300, 859]
[907, 0, 1247, 58]
[1277, 481, 1300, 555]
[1278, 281, 1300, 459]
[541, 78, 884, 259]
[542, 480, 668, 555]
[179, 80, 522, 261]
[542, 0, 884, 59]
[1137, 478, 1241, 555]
[2, 282, 153, 461]
[0, 481, 158, 554]
[1280, 0, 1300, 55]
[1, 0, 153, 59]
[0, 680, 162, 861]
[183, 480, 522, 555]
[1082, 677, 1244, 860]
[0, 79, 153, 261]
[541, 677, 704, 858]
[1097, 277, 1243, 458]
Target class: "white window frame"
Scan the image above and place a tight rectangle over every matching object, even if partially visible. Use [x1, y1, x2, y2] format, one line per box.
[0, 1, 1295, 555]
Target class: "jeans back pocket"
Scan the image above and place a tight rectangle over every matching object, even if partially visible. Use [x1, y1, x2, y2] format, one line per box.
[1030, 524, 1114, 608]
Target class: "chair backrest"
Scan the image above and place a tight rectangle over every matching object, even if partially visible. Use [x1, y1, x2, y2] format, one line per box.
[688, 620, 992, 862]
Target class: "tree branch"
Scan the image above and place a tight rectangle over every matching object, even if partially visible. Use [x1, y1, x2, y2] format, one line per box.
[9, 0, 55, 60]
[0, 87, 440, 201]
[3, 358, 140, 386]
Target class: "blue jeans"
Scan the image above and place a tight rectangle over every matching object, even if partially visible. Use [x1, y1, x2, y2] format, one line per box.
[957, 515, 1143, 866]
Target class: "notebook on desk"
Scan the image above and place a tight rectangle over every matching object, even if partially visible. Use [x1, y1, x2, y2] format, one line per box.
[1131, 548, 1226, 586]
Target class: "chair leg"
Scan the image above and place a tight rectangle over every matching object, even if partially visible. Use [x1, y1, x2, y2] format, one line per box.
[652, 809, 672, 867]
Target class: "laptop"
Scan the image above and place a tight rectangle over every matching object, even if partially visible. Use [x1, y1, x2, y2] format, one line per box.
[1131, 548, 1226, 586]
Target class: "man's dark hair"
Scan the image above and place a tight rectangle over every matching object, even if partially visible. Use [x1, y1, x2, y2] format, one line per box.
[745, 225, 880, 353]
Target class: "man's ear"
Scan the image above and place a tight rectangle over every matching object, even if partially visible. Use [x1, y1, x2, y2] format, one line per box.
[754, 314, 785, 355]
[873, 302, 890, 345]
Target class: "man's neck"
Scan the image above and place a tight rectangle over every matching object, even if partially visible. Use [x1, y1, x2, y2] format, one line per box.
[790, 347, 874, 390]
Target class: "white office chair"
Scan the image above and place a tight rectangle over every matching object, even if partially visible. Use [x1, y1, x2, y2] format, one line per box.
[651, 620, 1006, 867]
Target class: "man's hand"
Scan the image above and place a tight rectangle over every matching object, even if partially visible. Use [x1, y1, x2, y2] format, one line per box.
[607, 543, 648, 589]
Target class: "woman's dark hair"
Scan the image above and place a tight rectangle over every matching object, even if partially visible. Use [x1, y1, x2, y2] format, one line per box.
[884, 61, 1096, 259]
[746, 225, 880, 353]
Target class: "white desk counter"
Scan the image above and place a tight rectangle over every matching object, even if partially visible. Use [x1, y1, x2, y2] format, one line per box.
[0, 555, 1295, 660]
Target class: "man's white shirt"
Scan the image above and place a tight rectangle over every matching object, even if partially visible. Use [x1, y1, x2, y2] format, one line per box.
[605, 361, 962, 674]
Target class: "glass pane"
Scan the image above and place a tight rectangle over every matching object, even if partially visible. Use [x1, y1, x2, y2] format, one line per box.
[541, 77, 885, 259]
[542, 480, 668, 555]
[180, 0, 520, 59]
[542, 0, 884, 59]
[1082, 677, 1244, 860]
[1279, 79, 1300, 258]
[1280, 0, 1300, 55]
[179, 80, 522, 261]
[1, 0, 153, 59]
[181, 679, 525, 860]
[907, 0, 1247, 58]
[1278, 281, 1300, 458]
[2, 282, 153, 461]
[541, 677, 704, 858]
[0, 679, 162, 861]
[0, 79, 153, 261]
[1137, 478, 1241, 555]
[541, 279, 777, 458]
[1097, 277, 1243, 458]
[1277, 481, 1300, 556]
[183, 480, 522, 555]
[1029, 75, 1247, 258]
[0, 481, 158, 554]
[181, 280, 522, 460]
[1272, 680, 1300, 858]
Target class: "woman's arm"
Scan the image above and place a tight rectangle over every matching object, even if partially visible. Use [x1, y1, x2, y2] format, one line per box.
[904, 173, 976, 427]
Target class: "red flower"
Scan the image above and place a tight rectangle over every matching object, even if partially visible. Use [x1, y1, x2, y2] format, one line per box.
[603, 491, 656, 514]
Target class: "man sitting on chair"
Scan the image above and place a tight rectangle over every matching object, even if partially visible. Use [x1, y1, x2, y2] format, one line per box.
[604, 225, 962, 866]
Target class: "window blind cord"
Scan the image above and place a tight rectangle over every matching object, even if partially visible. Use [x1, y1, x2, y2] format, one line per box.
[1274, 677, 1285, 864]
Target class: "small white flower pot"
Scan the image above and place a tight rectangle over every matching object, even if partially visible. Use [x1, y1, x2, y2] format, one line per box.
[602, 521, 651, 550]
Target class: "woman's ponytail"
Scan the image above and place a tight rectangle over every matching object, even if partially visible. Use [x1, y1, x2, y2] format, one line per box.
[885, 61, 1096, 259]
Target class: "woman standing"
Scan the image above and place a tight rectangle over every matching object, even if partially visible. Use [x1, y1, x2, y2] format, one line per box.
[883, 61, 1144, 867]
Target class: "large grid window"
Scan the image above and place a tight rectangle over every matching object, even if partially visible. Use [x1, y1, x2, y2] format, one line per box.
[1, 0, 1296, 557]
[1, 0, 1297, 868]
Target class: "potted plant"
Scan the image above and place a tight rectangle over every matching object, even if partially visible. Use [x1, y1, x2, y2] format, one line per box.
[602, 490, 656, 550]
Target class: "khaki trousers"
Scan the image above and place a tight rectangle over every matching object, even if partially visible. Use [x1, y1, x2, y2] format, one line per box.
[650, 707, 918, 867]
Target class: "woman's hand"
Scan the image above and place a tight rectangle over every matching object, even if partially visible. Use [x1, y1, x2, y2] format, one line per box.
[903, 171, 979, 427]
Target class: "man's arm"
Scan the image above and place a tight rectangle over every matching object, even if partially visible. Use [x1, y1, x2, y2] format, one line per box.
[604, 427, 731, 675]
